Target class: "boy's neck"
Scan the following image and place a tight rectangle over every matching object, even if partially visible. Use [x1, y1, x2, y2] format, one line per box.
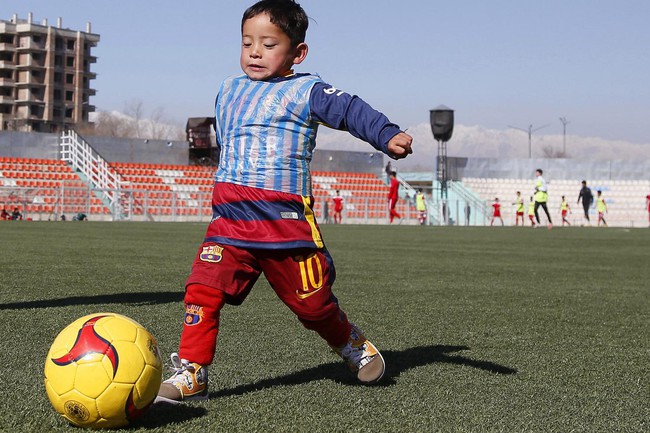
[249, 69, 296, 82]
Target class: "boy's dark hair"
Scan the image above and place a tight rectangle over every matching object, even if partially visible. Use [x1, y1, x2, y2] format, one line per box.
[242, 0, 309, 47]
[536, 168, 543, 175]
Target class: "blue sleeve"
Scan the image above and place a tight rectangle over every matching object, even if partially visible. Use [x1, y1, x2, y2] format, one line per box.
[310, 81, 402, 154]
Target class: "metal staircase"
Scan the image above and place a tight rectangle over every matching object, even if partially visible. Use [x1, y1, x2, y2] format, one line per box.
[396, 172, 440, 225]
[60, 130, 130, 220]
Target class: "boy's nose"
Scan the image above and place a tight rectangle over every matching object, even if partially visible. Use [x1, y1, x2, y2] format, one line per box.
[249, 44, 261, 58]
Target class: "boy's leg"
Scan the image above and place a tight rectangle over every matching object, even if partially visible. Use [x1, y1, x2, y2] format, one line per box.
[259, 248, 385, 384]
[156, 283, 224, 404]
[157, 243, 261, 404]
[260, 249, 349, 346]
[178, 283, 227, 365]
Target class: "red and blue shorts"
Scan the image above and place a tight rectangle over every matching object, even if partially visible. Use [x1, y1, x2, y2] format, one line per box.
[186, 242, 339, 319]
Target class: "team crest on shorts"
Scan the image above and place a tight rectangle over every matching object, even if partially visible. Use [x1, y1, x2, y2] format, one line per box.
[184, 304, 204, 326]
[200, 245, 223, 263]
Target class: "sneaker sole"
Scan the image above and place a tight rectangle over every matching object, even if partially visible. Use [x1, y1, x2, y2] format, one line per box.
[357, 350, 385, 384]
[154, 392, 209, 405]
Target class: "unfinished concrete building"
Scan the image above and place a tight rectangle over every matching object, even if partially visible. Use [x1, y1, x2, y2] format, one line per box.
[0, 13, 99, 133]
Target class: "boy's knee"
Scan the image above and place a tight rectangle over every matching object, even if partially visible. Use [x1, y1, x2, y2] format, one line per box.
[293, 296, 341, 323]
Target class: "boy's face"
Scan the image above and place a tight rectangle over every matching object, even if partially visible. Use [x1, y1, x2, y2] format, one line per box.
[240, 13, 307, 81]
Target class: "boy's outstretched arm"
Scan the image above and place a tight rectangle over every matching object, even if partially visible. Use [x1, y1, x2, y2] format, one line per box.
[310, 82, 412, 158]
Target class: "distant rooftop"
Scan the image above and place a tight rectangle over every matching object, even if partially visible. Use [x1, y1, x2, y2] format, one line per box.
[1, 13, 96, 34]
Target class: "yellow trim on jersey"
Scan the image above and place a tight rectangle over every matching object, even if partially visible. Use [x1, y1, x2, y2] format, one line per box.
[303, 196, 324, 248]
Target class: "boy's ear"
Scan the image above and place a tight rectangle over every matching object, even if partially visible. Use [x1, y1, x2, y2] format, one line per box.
[292, 42, 308, 65]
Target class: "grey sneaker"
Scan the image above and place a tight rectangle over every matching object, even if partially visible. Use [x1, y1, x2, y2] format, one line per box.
[332, 324, 385, 384]
[154, 353, 208, 404]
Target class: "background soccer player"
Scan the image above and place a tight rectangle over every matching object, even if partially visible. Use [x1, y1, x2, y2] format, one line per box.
[577, 180, 594, 226]
[388, 171, 402, 223]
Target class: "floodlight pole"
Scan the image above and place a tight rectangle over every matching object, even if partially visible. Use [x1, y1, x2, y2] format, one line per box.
[508, 123, 550, 158]
[559, 117, 569, 155]
[430, 106, 454, 225]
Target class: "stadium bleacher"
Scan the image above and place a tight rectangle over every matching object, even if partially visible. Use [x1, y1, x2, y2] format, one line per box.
[0, 156, 418, 223]
[313, 171, 417, 222]
[3, 154, 645, 226]
[0, 156, 108, 219]
[463, 177, 650, 227]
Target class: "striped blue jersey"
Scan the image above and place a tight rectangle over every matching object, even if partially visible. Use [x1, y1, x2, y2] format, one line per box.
[214, 73, 320, 196]
[214, 72, 403, 197]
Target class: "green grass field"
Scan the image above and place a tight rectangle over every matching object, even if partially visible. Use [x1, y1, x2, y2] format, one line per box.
[0, 222, 647, 432]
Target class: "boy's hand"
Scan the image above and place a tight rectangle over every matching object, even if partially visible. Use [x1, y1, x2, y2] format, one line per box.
[387, 132, 413, 159]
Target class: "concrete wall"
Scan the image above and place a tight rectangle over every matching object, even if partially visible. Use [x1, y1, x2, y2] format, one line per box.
[1, 131, 648, 181]
[0, 131, 386, 173]
[0, 131, 60, 159]
[0, 131, 190, 165]
[84, 135, 189, 165]
[446, 157, 650, 181]
[311, 149, 384, 174]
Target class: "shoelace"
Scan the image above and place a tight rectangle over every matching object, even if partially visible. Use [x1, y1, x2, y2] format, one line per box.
[340, 342, 370, 368]
[168, 352, 195, 377]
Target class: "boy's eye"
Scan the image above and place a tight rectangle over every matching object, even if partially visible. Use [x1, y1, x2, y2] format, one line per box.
[264, 44, 276, 49]
[242, 42, 252, 48]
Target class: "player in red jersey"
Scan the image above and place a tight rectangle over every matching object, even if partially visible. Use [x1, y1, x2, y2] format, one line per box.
[646, 193, 650, 227]
[490, 197, 504, 226]
[388, 171, 401, 223]
[332, 190, 344, 224]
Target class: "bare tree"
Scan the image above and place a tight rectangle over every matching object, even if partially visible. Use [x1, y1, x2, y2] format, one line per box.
[541, 144, 568, 159]
[76, 100, 184, 140]
[148, 106, 183, 140]
[99, 111, 124, 137]
[123, 99, 145, 138]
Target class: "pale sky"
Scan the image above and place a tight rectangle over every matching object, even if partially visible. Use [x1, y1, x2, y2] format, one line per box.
[7, 1, 650, 145]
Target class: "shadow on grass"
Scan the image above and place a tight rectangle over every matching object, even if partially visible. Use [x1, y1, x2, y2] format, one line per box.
[211, 345, 517, 399]
[0, 291, 183, 310]
[132, 403, 207, 428]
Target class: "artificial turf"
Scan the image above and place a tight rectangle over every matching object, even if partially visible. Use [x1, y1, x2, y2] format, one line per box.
[0, 222, 647, 432]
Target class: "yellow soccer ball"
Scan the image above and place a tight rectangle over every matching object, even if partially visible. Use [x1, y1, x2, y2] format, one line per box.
[44, 313, 163, 429]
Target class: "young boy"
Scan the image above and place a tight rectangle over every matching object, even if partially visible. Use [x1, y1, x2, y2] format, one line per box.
[513, 191, 524, 226]
[156, 0, 413, 404]
[415, 188, 427, 225]
[527, 196, 536, 227]
[490, 197, 504, 226]
[596, 190, 608, 227]
[388, 171, 402, 223]
[332, 190, 344, 224]
[559, 195, 571, 226]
